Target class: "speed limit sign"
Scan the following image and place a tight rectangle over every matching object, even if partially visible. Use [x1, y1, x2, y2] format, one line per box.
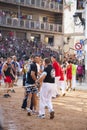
[75, 43, 82, 50]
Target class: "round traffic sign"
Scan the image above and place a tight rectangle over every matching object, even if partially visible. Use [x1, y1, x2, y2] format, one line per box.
[75, 43, 82, 50]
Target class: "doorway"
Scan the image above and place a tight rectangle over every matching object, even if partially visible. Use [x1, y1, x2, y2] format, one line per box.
[44, 35, 54, 46]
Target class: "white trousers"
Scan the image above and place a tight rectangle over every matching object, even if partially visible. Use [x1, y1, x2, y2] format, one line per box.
[55, 76, 60, 88]
[72, 75, 76, 89]
[39, 83, 54, 115]
[59, 80, 66, 94]
[52, 77, 60, 97]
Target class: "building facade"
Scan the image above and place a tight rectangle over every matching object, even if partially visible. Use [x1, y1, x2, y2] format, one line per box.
[63, 0, 85, 58]
[0, 0, 64, 48]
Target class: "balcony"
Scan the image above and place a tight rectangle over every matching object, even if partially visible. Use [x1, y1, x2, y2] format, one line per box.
[0, 17, 62, 33]
[0, 0, 63, 13]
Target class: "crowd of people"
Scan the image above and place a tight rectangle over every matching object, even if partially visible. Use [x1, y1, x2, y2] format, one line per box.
[0, 37, 59, 61]
[0, 50, 85, 119]
[21, 54, 85, 120]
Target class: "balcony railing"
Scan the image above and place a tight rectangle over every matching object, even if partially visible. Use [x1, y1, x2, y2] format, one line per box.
[0, 0, 63, 12]
[0, 17, 62, 33]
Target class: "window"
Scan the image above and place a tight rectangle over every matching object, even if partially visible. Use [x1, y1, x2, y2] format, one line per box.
[20, 20, 24, 27]
[41, 23, 44, 29]
[31, 22, 34, 28]
[45, 36, 54, 46]
[41, 1, 45, 7]
[26, 0, 31, 4]
[25, 20, 29, 28]
[15, 0, 20, 3]
[77, 0, 84, 10]
[20, 0, 24, 4]
[50, 3, 54, 9]
[43, 17, 48, 22]
[59, 25, 62, 32]
[49, 37, 54, 46]
[7, 18, 12, 25]
[27, 15, 32, 20]
[50, 24, 53, 31]
[31, 0, 35, 5]
[13, 19, 18, 26]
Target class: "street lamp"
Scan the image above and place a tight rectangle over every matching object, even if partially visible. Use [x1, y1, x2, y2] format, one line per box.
[73, 12, 85, 29]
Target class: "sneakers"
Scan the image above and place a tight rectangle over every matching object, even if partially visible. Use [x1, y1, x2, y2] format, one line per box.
[50, 111, 54, 119]
[3, 94, 11, 98]
[56, 94, 60, 98]
[27, 108, 32, 116]
[11, 89, 15, 93]
[68, 88, 72, 91]
[52, 96, 56, 99]
[66, 87, 69, 91]
[45, 106, 48, 109]
[72, 88, 75, 91]
[62, 93, 66, 96]
[38, 114, 45, 119]
[38, 112, 54, 119]
[32, 110, 39, 115]
[27, 111, 32, 116]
